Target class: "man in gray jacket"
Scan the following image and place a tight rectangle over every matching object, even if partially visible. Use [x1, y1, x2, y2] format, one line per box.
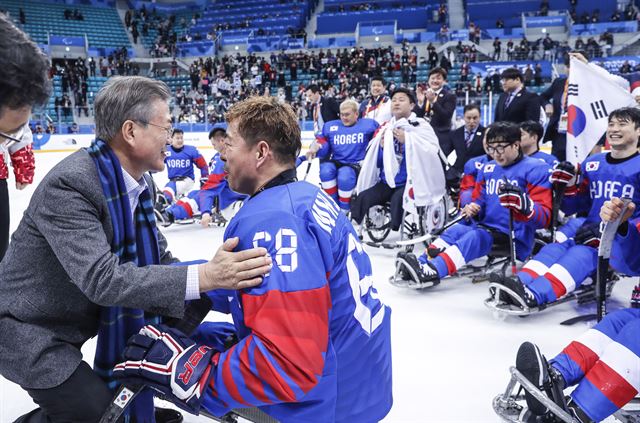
[0, 75, 272, 422]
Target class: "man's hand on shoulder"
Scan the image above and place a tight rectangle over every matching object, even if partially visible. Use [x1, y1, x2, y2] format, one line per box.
[198, 237, 272, 292]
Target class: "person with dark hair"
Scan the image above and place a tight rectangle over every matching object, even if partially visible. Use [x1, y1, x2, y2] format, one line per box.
[396, 121, 552, 288]
[306, 83, 340, 135]
[0, 15, 51, 262]
[161, 127, 209, 204]
[414, 67, 457, 154]
[494, 67, 541, 124]
[520, 120, 558, 166]
[352, 87, 444, 235]
[0, 76, 272, 422]
[448, 103, 486, 173]
[492, 107, 640, 310]
[358, 75, 391, 124]
[113, 96, 393, 423]
[157, 122, 246, 228]
[306, 99, 379, 212]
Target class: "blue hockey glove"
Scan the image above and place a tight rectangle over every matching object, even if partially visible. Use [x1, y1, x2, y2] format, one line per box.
[498, 182, 533, 217]
[113, 324, 216, 415]
[574, 222, 602, 248]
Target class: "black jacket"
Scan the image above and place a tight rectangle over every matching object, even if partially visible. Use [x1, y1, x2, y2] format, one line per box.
[449, 125, 486, 173]
[494, 88, 541, 124]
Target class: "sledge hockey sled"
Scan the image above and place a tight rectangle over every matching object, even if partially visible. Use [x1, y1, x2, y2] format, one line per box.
[484, 274, 619, 318]
[493, 366, 640, 423]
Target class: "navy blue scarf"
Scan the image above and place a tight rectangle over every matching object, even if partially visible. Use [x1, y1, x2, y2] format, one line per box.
[88, 139, 160, 422]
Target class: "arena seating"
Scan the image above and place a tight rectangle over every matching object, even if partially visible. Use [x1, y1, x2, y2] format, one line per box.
[2, 0, 130, 49]
[316, 0, 439, 34]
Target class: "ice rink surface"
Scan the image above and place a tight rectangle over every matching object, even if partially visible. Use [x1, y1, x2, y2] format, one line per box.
[1, 149, 634, 422]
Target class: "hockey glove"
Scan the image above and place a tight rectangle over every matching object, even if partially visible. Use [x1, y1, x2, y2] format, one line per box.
[200, 177, 209, 188]
[574, 222, 602, 248]
[498, 183, 533, 217]
[550, 161, 578, 187]
[113, 324, 216, 415]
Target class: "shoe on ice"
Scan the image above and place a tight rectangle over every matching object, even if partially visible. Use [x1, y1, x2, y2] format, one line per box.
[516, 342, 552, 416]
[494, 276, 538, 309]
[154, 208, 174, 227]
[395, 251, 440, 288]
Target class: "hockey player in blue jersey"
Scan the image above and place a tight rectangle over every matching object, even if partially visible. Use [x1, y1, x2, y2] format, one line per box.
[157, 123, 246, 227]
[113, 96, 393, 422]
[493, 107, 640, 309]
[505, 199, 639, 422]
[600, 197, 640, 306]
[397, 121, 552, 288]
[351, 87, 445, 234]
[509, 307, 639, 423]
[306, 99, 379, 211]
[162, 128, 209, 204]
[358, 76, 392, 125]
[520, 120, 559, 167]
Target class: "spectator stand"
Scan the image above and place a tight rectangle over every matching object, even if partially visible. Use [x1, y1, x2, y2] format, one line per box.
[1, 0, 130, 50]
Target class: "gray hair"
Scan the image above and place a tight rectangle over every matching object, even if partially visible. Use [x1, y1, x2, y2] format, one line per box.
[94, 76, 171, 141]
[340, 99, 359, 113]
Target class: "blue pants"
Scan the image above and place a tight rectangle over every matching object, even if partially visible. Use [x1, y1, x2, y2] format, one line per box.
[551, 308, 640, 421]
[554, 217, 585, 243]
[319, 162, 358, 211]
[417, 221, 528, 278]
[516, 239, 597, 305]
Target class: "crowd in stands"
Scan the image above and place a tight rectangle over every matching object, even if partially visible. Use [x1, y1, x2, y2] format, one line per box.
[124, 4, 182, 57]
[63, 8, 84, 21]
[619, 60, 640, 74]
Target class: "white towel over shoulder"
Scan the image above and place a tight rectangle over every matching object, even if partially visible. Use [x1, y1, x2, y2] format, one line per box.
[356, 113, 446, 211]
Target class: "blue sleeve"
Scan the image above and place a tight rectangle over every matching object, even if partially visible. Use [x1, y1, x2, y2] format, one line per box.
[316, 123, 331, 159]
[611, 219, 640, 276]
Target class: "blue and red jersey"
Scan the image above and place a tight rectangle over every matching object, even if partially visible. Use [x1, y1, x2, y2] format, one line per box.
[316, 118, 379, 164]
[201, 181, 393, 422]
[165, 145, 208, 180]
[529, 150, 558, 168]
[471, 155, 552, 255]
[562, 152, 640, 225]
[460, 154, 490, 207]
[200, 152, 227, 192]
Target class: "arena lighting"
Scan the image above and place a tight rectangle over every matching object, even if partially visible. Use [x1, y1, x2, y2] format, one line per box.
[541, 28, 547, 33]
[65, 46, 70, 51]
[375, 36, 379, 42]
[234, 45, 239, 50]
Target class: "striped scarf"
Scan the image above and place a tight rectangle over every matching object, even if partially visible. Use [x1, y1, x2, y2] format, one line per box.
[88, 139, 160, 422]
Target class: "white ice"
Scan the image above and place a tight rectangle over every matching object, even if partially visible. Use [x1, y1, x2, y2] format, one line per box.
[1, 150, 634, 422]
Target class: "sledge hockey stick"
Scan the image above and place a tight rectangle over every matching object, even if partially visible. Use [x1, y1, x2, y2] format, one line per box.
[302, 160, 312, 181]
[550, 182, 566, 243]
[99, 294, 213, 423]
[560, 197, 631, 326]
[394, 213, 465, 246]
[502, 177, 518, 276]
[507, 208, 517, 276]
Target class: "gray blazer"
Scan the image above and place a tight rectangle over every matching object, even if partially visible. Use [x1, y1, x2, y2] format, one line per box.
[0, 150, 188, 389]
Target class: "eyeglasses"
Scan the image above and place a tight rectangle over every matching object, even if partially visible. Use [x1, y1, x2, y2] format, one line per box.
[0, 130, 24, 149]
[135, 120, 174, 138]
[486, 144, 514, 154]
